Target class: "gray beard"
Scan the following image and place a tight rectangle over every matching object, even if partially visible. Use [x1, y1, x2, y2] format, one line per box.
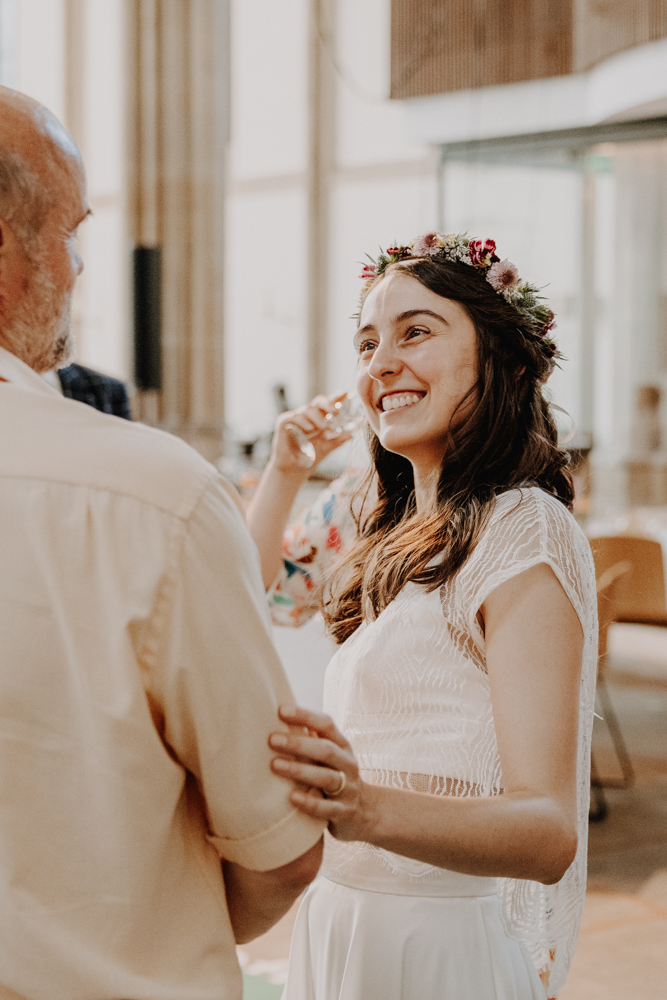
[0, 260, 74, 373]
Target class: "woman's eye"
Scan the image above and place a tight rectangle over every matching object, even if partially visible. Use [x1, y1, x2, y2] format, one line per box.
[405, 326, 429, 341]
[357, 340, 376, 354]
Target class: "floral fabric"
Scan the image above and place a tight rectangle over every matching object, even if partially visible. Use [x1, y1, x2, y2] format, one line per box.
[268, 467, 366, 627]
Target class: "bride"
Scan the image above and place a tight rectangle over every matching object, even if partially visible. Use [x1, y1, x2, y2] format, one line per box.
[257, 234, 597, 999]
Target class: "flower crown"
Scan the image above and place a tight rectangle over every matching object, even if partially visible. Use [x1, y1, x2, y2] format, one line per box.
[359, 232, 560, 379]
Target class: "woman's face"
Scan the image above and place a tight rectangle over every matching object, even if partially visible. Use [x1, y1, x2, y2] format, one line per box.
[355, 271, 478, 472]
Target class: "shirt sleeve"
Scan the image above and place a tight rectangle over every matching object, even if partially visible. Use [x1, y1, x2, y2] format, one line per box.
[268, 466, 366, 627]
[150, 474, 324, 871]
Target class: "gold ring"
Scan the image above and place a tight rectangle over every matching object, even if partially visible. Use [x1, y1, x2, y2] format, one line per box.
[327, 771, 346, 798]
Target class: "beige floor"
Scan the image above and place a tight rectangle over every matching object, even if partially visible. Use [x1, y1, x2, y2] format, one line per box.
[242, 627, 667, 998]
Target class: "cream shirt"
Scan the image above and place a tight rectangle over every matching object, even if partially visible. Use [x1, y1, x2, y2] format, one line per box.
[0, 347, 323, 1000]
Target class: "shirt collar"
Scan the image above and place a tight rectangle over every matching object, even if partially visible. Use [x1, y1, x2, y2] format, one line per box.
[0, 345, 62, 398]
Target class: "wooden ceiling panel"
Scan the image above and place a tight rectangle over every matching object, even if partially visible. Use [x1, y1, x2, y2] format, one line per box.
[391, 0, 667, 100]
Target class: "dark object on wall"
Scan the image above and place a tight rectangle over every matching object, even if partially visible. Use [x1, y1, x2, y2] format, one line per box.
[58, 364, 132, 420]
[133, 245, 162, 391]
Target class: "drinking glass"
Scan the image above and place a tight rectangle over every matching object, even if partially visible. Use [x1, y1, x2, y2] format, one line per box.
[285, 395, 363, 469]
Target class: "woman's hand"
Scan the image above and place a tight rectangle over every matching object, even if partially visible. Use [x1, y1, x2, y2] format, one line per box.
[270, 393, 353, 476]
[269, 705, 379, 842]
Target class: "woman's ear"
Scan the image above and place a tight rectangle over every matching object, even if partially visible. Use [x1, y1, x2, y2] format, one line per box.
[516, 365, 526, 378]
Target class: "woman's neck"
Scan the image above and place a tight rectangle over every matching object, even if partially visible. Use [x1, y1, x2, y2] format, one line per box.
[412, 464, 440, 514]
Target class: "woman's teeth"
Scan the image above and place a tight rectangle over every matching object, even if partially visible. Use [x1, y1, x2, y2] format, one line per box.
[381, 393, 422, 412]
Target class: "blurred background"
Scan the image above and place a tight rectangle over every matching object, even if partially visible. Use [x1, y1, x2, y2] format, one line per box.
[1, 2, 666, 997]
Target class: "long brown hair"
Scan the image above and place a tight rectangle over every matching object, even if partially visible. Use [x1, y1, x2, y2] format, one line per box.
[323, 257, 574, 644]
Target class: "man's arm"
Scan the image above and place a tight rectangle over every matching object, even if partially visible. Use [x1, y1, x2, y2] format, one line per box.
[153, 474, 325, 939]
[223, 837, 323, 943]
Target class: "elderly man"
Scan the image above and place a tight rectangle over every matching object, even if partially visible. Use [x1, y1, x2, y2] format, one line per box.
[0, 87, 323, 998]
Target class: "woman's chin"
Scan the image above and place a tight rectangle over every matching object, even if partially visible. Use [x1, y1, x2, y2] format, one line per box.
[378, 431, 419, 460]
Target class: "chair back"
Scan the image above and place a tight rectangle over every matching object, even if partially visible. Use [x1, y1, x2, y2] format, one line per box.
[589, 535, 667, 625]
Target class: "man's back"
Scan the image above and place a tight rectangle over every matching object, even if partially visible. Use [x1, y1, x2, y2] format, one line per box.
[0, 348, 322, 999]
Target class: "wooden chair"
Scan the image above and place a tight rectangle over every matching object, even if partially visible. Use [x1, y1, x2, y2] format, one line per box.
[589, 535, 667, 627]
[587, 535, 667, 819]
[588, 556, 633, 821]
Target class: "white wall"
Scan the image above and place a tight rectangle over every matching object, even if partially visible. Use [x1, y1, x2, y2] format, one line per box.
[442, 161, 584, 432]
[226, 0, 435, 439]
[75, 0, 128, 380]
[0, 0, 129, 381]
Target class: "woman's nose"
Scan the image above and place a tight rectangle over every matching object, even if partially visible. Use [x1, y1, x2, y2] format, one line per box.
[368, 341, 401, 380]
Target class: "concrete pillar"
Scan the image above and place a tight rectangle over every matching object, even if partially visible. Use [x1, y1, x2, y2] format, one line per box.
[306, 0, 336, 399]
[128, 0, 229, 460]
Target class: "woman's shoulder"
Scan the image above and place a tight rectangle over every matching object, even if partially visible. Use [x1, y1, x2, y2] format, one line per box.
[474, 486, 592, 570]
[458, 487, 596, 629]
[489, 485, 581, 535]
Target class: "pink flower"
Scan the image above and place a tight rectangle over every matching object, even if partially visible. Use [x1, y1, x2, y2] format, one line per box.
[468, 238, 498, 267]
[411, 232, 444, 257]
[359, 263, 377, 280]
[326, 526, 342, 552]
[487, 259, 520, 292]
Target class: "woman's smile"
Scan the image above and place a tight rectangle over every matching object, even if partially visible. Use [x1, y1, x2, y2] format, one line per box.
[355, 271, 478, 479]
[378, 391, 425, 412]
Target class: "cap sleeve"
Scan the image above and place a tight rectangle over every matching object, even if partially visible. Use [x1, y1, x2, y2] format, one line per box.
[461, 488, 595, 651]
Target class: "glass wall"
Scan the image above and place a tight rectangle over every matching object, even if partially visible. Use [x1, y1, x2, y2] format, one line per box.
[439, 131, 667, 516]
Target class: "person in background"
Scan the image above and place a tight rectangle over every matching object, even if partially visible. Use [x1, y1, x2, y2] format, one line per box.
[0, 85, 323, 999]
[43, 361, 132, 419]
[247, 392, 365, 626]
[57, 361, 132, 418]
[260, 233, 596, 999]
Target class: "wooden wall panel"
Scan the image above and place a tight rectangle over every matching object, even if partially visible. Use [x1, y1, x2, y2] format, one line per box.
[574, 0, 667, 73]
[391, 0, 572, 100]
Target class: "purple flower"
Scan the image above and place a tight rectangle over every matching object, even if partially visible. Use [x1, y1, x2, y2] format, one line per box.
[487, 259, 520, 292]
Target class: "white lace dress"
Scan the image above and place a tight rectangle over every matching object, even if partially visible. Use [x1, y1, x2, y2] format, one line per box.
[282, 488, 597, 1000]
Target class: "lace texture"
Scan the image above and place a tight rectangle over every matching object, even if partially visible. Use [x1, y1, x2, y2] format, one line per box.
[321, 488, 597, 996]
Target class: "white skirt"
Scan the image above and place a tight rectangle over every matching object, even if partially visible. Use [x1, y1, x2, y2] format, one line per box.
[283, 872, 547, 1000]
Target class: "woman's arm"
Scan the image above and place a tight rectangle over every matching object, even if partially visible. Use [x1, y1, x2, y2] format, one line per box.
[247, 394, 351, 589]
[269, 562, 583, 886]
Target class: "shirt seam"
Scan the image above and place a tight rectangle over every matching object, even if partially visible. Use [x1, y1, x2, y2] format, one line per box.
[0, 466, 214, 521]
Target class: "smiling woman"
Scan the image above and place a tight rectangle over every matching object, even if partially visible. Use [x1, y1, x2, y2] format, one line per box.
[354, 280, 479, 506]
[249, 232, 597, 1000]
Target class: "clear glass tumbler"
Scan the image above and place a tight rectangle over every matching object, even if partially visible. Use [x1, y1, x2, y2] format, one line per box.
[285, 395, 363, 469]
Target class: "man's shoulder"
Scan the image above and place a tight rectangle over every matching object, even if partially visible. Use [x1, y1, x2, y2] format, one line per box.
[0, 384, 215, 519]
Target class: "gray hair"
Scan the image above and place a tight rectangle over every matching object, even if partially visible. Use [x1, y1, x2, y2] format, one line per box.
[0, 144, 53, 253]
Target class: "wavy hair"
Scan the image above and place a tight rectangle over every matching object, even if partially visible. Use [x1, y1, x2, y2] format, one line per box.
[323, 257, 574, 644]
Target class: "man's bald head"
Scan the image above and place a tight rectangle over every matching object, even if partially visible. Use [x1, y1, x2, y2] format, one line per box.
[0, 86, 83, 252]
[0, 88, 89, 371]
